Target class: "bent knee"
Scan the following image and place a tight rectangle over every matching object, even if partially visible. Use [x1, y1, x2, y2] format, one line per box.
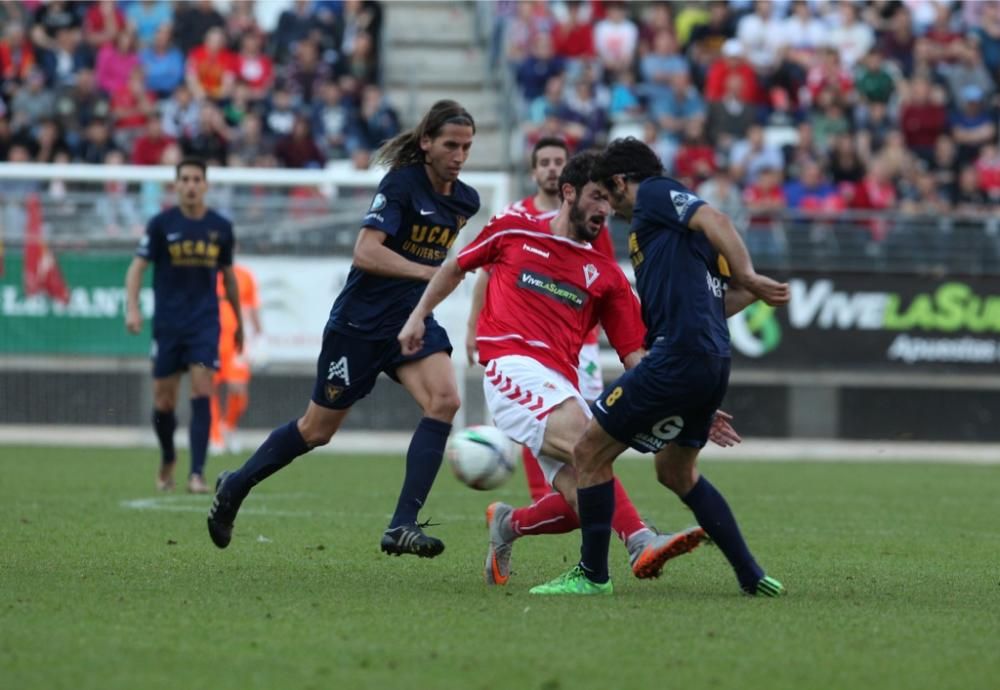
[425, 391, 461, 421]
[298, 421, 337, 448]
[656, 462, 696, 495]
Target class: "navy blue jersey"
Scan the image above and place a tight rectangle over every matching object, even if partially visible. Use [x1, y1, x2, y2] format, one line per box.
[327, 163, 480, 339]
[629, 176, 731, 356]
[136, 206, 234, 333]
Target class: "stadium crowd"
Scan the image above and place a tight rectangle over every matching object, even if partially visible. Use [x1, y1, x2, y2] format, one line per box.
[500, 0, 1000, 258]
[0, 0, 396, 171]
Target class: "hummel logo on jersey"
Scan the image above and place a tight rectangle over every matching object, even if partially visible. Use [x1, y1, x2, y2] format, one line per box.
[420, 209, 435, 216]
[670, 190, 700, 219]
[522, 244, 550, 259]
[327, 356, 351, 385]
[167, 233, 182, 241]
[583, 264, 599, 288]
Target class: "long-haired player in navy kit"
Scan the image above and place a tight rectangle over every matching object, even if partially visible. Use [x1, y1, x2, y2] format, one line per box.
[530, 138, 791, 597]
[125, 159, 243, 495]
[208, 100, 480, 557]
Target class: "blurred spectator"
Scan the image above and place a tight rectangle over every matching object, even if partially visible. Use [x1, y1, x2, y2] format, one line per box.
[181, 102, 229, 163]
[83, 1, 127, 50]
[705, 73, 755, 152]
[516, 33, 565, 102]
[783, 160, 844, 212]
[139, 23, 184, 98]
[110, 67, 155, 148]
[312, 79, 352, 159]
[951, 85, 996, 165]
[877, 5, 916, 76]
[229, 112, 272, 165]
[275, 114, 324, 168]
[186, 27, 236, 102]
[915, 3, 964, 69]
[272, 0, 314, 63]
[743, 165, 787, 259]
[283, 39, 332, 105]
[95, 148, 141, 235]
[845, 157, 897, 240]
[737, 1, 783, 73]
[31, 1, 81, 53]
[348, 83, 400, 157]
[686, 3, 734, 81]
[900, 169, 951, 216]
[640, 30, 687, 88]
[971, 2, 1000, 78]
[929, 134, 959, 201]
[593, 2, 637, 74]
[95, 31, 139, 97]
[705, 39, 760, 104]
[650, 70, 704, 143]
[1, 23, 36, 97]
[828, 133, 865, 184]
[160, 83, 200, 139]
[132, 114, 175, 165]
[954, 166, 987, 212]
[827, 1, 874, 69]
[808, 87, 851, 154]
[505, 1, 556, 64]
[173, 0, 225, 56]
[127, 0, 173, 48]
[53, 67, 109, 149]
[608, 68, 642, 122]
[730, 124, 783, 184]
[974, 145, 1000, 202]
[38, 26, 92, 89]
[235, 32, 274, 103]
[805, 46, 853, 106]
[11, 69, 55, 130]
[265, 86, 297, 137]
[938, 40, 995, 108]
[33, 118, 70, 163]
[673, 119, 716, 187]
[698, 165, 749, 232]
[224, 1, 260, 51]
[854, 50, 896, 105]
[77, 117, 117, 164]
[855, 101, 894, 163]
[552, 0, 596, 61]
[778, 1, 826, 68]
[899, 75, 948, 161]
[562, 65, 609, 150]
[344, 30, 379, 85]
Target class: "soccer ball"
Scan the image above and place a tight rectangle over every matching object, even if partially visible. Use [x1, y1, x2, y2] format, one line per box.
[446, 425, 516, 490]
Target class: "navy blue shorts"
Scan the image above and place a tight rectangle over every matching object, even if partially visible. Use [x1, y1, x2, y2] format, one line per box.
[592, 350, 730, 453]
[311, 319, 453, 410]
[151, 326, 220, 379]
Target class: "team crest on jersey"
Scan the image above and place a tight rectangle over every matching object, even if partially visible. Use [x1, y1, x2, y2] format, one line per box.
[208, 231, 219, 242]
[369, 193, 387, 212]
[324, 384, 344, 402]
[327, 356, 351, 385]
[670, 190, 699, 218]
[583, 264, 599, 288]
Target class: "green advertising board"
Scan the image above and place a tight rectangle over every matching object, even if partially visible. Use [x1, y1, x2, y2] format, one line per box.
[0, 251, 153, 356]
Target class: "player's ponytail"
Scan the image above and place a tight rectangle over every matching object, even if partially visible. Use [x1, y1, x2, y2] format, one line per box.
[373, 100, 476, 170]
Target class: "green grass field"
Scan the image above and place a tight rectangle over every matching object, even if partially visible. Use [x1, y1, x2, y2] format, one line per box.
[1, 446, 998, 690]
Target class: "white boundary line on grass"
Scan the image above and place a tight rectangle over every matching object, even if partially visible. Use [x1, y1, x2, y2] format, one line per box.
[4, 425, 1000, 464]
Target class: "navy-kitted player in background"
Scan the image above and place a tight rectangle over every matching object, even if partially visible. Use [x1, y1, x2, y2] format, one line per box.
[208, 100, 480, 557]
[530, 138, 791, 597]
[125, 159, 243, 495]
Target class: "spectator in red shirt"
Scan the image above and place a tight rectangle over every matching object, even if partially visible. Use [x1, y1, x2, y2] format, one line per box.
[553, 0, 596, 60]
[743, 165, 788, 260]
[899, 75, 948, 161]
[275, 114, 325, 169]
[235, 32, 273, 103]
[673, 119, 717, 188]
[132, 114, 175, 166]
[805, 46, 854, 106]
[974, 144, 1000, 202]
[111, 67, 155, 144]
[0, 23, 36, 96]
[704, 39, 760, 104]
[84, 0, 127, 49]
[845, 157, 897, 240]
[186, 27, 236, 102]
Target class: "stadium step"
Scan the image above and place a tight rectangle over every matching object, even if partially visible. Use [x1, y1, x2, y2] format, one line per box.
[383, 1, 478, 43]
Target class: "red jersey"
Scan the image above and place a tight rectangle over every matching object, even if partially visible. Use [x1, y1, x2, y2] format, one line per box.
[505, 195, 616, 344]
[457, 212, 644, 387]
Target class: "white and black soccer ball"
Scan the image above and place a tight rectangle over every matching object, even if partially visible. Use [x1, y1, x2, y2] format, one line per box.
[446, 425, 516, 491]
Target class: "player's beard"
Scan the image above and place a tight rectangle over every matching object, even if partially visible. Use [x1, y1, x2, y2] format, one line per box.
[538, 174, 559, 196]
[569, 198, 601, 242]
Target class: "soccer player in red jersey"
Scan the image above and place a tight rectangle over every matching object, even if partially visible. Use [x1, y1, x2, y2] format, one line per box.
[401, 153, 737, 584]
[467, 137, 616, 502]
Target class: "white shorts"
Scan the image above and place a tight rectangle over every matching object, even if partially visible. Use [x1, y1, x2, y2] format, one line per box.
[576, 342, 604, 402]
[483, 355, 591, 484]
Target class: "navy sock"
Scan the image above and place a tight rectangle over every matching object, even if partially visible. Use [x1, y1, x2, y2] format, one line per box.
[152, 409, 176, 465]
[682, 476, 764, 592]
[189, 397, 211, 477]
[577, 479, 615, 584]
[226, 420, 310, 499]
[389, 417, 452, 528]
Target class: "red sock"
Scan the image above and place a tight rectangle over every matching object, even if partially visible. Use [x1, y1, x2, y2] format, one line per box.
[521, 446, 550, 502]
[209, 392, 224, 444]
[611, 478, 647, 542]
[225, 391, 248, 430]
[511, 492, 580, 536]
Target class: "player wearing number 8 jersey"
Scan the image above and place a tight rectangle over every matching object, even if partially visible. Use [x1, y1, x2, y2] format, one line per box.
[400, 152, 721, 585]
[530, 138, 791, 597]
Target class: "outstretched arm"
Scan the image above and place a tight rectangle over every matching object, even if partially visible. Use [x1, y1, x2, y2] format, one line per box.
[398, 259, 467, 355]
[688, 205, 790, 307]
